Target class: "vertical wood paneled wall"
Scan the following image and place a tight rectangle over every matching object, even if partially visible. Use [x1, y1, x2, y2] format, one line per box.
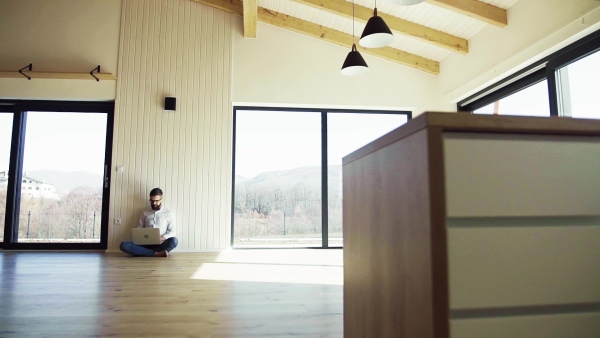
[109, 0, 233, 251]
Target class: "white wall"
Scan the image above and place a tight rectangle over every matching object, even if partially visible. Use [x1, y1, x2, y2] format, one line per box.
[232, 19, 440, 115]
[0, 0, 121, 100]
[438, 0, 600, 110]
[109, 0, 233, 251]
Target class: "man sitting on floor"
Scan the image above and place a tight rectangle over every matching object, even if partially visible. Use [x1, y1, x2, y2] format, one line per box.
[119, 188, 178, 257]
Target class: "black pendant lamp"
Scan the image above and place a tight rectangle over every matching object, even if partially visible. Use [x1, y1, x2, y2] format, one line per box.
[341, 43, 369, 76]
[360, 1, 394, 48]
[341, 0, 369, 76]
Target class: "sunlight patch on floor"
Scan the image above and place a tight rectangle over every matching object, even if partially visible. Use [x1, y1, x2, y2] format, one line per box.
[190, 249, 343, 285]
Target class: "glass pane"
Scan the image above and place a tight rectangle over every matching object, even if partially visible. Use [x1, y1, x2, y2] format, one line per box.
[18, 112, 106, 243]
[234, 111, 322, 248]
[474, 80, 550, 117]
[559, 50, 600, 119]
[327, 113, 408, 247]
[1, 113, 13, 242]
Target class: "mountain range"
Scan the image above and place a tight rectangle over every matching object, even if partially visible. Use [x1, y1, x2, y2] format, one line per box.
[236, 165, 342, 197]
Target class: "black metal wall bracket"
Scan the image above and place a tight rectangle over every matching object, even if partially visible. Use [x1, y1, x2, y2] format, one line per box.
[90, 65, 101, 81]
[19, 63, 32, 80]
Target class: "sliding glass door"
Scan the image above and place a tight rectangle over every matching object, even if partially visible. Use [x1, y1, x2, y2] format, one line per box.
[232, 107, 410, 248]
[234, 110, 322, 248]
[2, 102, 113, 249]
[17, 112, 107, 243]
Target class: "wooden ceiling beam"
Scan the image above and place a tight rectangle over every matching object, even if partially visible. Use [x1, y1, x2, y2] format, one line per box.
[294, 0, 468, 54]
[190, 0, 439, 74]
[426, 0, 507, 27]
[243, 0, 257, 37]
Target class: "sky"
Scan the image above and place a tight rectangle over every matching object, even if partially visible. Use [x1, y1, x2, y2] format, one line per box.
[0, 112, 107, 176]
[476, 51, 600, 118]
[566, 51, 600, 119]
[234, 110, 407, 179]
[475, 80, 550, 116]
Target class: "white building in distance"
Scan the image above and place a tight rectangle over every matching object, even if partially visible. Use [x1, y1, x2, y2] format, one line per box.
[0, 171, 59, 199]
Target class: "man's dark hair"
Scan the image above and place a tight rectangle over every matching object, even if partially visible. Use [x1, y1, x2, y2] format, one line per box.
[150, 188, 163, 197]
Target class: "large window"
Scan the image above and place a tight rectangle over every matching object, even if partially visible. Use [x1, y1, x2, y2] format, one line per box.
[234, 110, 322, 248]
[459, 30, 600, 118]
[1, 101, 113, 250]
[17, 112, 107, 243]
[233, 108, 410, 248]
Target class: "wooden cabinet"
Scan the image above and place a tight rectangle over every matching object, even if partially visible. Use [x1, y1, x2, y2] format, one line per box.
[342, 112, 600, 338]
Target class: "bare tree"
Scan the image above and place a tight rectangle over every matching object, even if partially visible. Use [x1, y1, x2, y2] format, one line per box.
[63, 186, 102, 239]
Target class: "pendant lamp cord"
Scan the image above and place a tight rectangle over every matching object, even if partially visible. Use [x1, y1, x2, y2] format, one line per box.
[352, 0, 355, 44]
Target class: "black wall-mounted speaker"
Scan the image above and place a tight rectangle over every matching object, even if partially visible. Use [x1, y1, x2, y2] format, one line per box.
[165, 97, 176, 111]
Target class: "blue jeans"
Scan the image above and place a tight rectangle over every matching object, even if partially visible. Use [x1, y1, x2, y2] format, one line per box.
[120, 237, 179, 257]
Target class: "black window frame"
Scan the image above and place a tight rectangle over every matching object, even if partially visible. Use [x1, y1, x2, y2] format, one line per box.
[231, 106, 412, 249]
[458, 29, 600, 115]
[1, 99, 115, 250]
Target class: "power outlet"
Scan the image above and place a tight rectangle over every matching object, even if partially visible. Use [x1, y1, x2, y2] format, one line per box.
[114, 218, 121, 225]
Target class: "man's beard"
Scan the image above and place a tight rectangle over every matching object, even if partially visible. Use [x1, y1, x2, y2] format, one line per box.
[151, 204, 162, 211]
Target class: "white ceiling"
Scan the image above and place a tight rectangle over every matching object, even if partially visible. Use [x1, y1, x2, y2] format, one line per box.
[193, 0, 523, 74]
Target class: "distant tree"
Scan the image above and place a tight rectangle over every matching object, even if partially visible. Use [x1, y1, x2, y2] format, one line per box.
[272, 188, 296, 235]
[42, 199, 62, 239]
[328, 193, 343, 234]
[18, 195, 37, 239]
[234, 184, 248, 213]
[15, 195, 63, 240]
[246, 186, 271, 215]
[63, 186, 102, 239]
[2, 183, 104, 241]
[0, 185, 6, 207]
[0, 185, 7, 234]
[234, 178, 323, 239]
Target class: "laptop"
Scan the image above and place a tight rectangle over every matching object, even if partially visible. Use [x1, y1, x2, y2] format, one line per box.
[132, 227, 162, 245]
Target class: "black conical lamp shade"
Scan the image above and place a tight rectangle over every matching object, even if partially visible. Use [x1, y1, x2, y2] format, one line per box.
[341, 43, 369, 76]
[359, 9, 394, 48]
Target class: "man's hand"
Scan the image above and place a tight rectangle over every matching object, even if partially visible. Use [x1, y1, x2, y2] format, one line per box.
[160, 235, 166, 243]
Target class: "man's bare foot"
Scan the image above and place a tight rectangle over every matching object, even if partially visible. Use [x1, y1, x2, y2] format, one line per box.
[154, 250, 169, 257]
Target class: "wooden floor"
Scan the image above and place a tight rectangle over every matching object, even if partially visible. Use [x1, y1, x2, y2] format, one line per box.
[0, 249, 343, 337]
